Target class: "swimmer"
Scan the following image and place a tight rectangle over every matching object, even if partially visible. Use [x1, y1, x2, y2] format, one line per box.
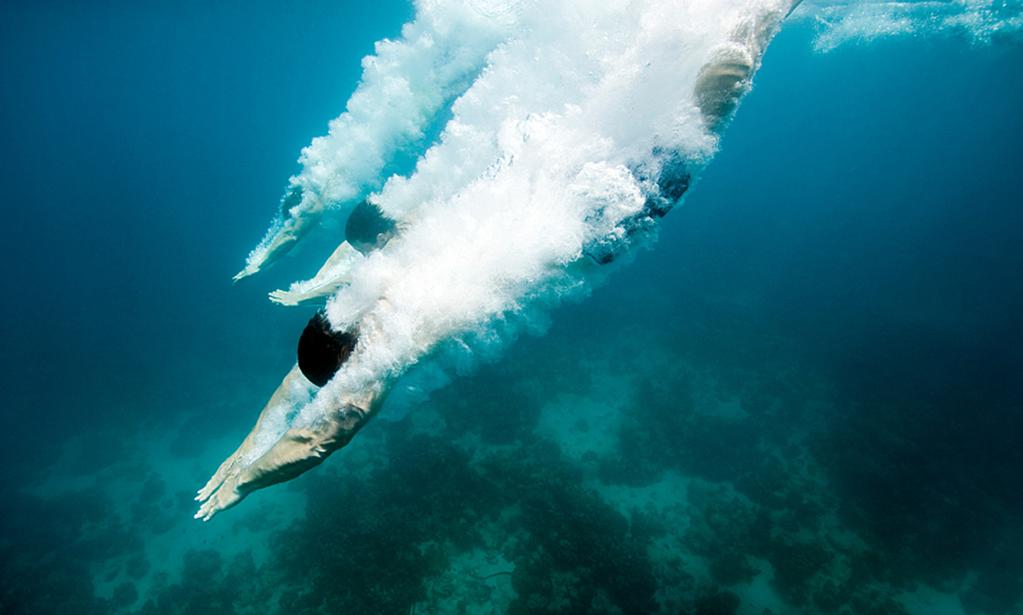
[583, 1, 791, 265]
[696, 0, 802, 130]
[233, 3, 518, 282]
[345, 200, 398, 255]
[268, 201, 397, 306]
[195, 311, 377, 520]
[197, 0, 804, 521]
[233, 185, 323, 282]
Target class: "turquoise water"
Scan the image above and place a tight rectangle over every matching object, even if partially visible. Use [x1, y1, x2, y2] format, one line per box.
[1, 2, 1022, 614]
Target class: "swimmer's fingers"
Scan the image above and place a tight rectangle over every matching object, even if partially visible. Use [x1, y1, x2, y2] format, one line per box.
[235, 218, 306, 281]
[194, 478, 244, 522]
[268, 281, 345, 306]
[268, 289, 301, 306]
[195, 453, 239, 502]
[267, 241, 364, 305]
[232, 266, 259, 283]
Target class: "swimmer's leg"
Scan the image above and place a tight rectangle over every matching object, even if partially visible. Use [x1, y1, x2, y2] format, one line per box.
[195, 392, 379, 521]
[195, 365, 313, 502]
[268, 241, 365, 306]
[694, 0, 801, 131]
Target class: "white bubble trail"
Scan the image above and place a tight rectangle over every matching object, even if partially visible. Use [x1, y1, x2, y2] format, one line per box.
[800, 0, 1023, 50]
[213, 0, 1023, 501]
[236, 1, 519, 280]
[295, 0, 800, 427]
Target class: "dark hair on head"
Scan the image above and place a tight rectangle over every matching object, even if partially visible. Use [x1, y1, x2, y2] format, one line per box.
[297, 310, 358, 387]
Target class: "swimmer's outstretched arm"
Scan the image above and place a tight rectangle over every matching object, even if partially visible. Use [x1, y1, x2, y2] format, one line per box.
[269, 201, 394, 305]
[195, 364, 313, 502]
[195, 380, 381, 522]
[268, 240, 365, 306]
[233, 217, 312, 282]
[234, 5, 513, 281]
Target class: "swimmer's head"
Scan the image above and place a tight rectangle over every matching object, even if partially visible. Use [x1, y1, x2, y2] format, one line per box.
[297, 310, 358, 386]
[345, 200, 397, 254]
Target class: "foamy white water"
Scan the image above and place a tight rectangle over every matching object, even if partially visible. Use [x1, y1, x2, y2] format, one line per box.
[239, 0, 1023, 463]
[241, 0, 799, 452]
[803, 0, 1023, 49]
[240, 1, 516, 276]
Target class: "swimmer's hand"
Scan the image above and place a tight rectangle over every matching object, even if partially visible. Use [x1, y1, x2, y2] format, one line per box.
[267, 241, 364, 305]
[232, 221, 304, 282]
[194, 397, 376, 521]
[232, 263, 262, 283]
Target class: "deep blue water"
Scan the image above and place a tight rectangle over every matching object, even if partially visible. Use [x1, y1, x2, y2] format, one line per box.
[1, 2, 1022, 614]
